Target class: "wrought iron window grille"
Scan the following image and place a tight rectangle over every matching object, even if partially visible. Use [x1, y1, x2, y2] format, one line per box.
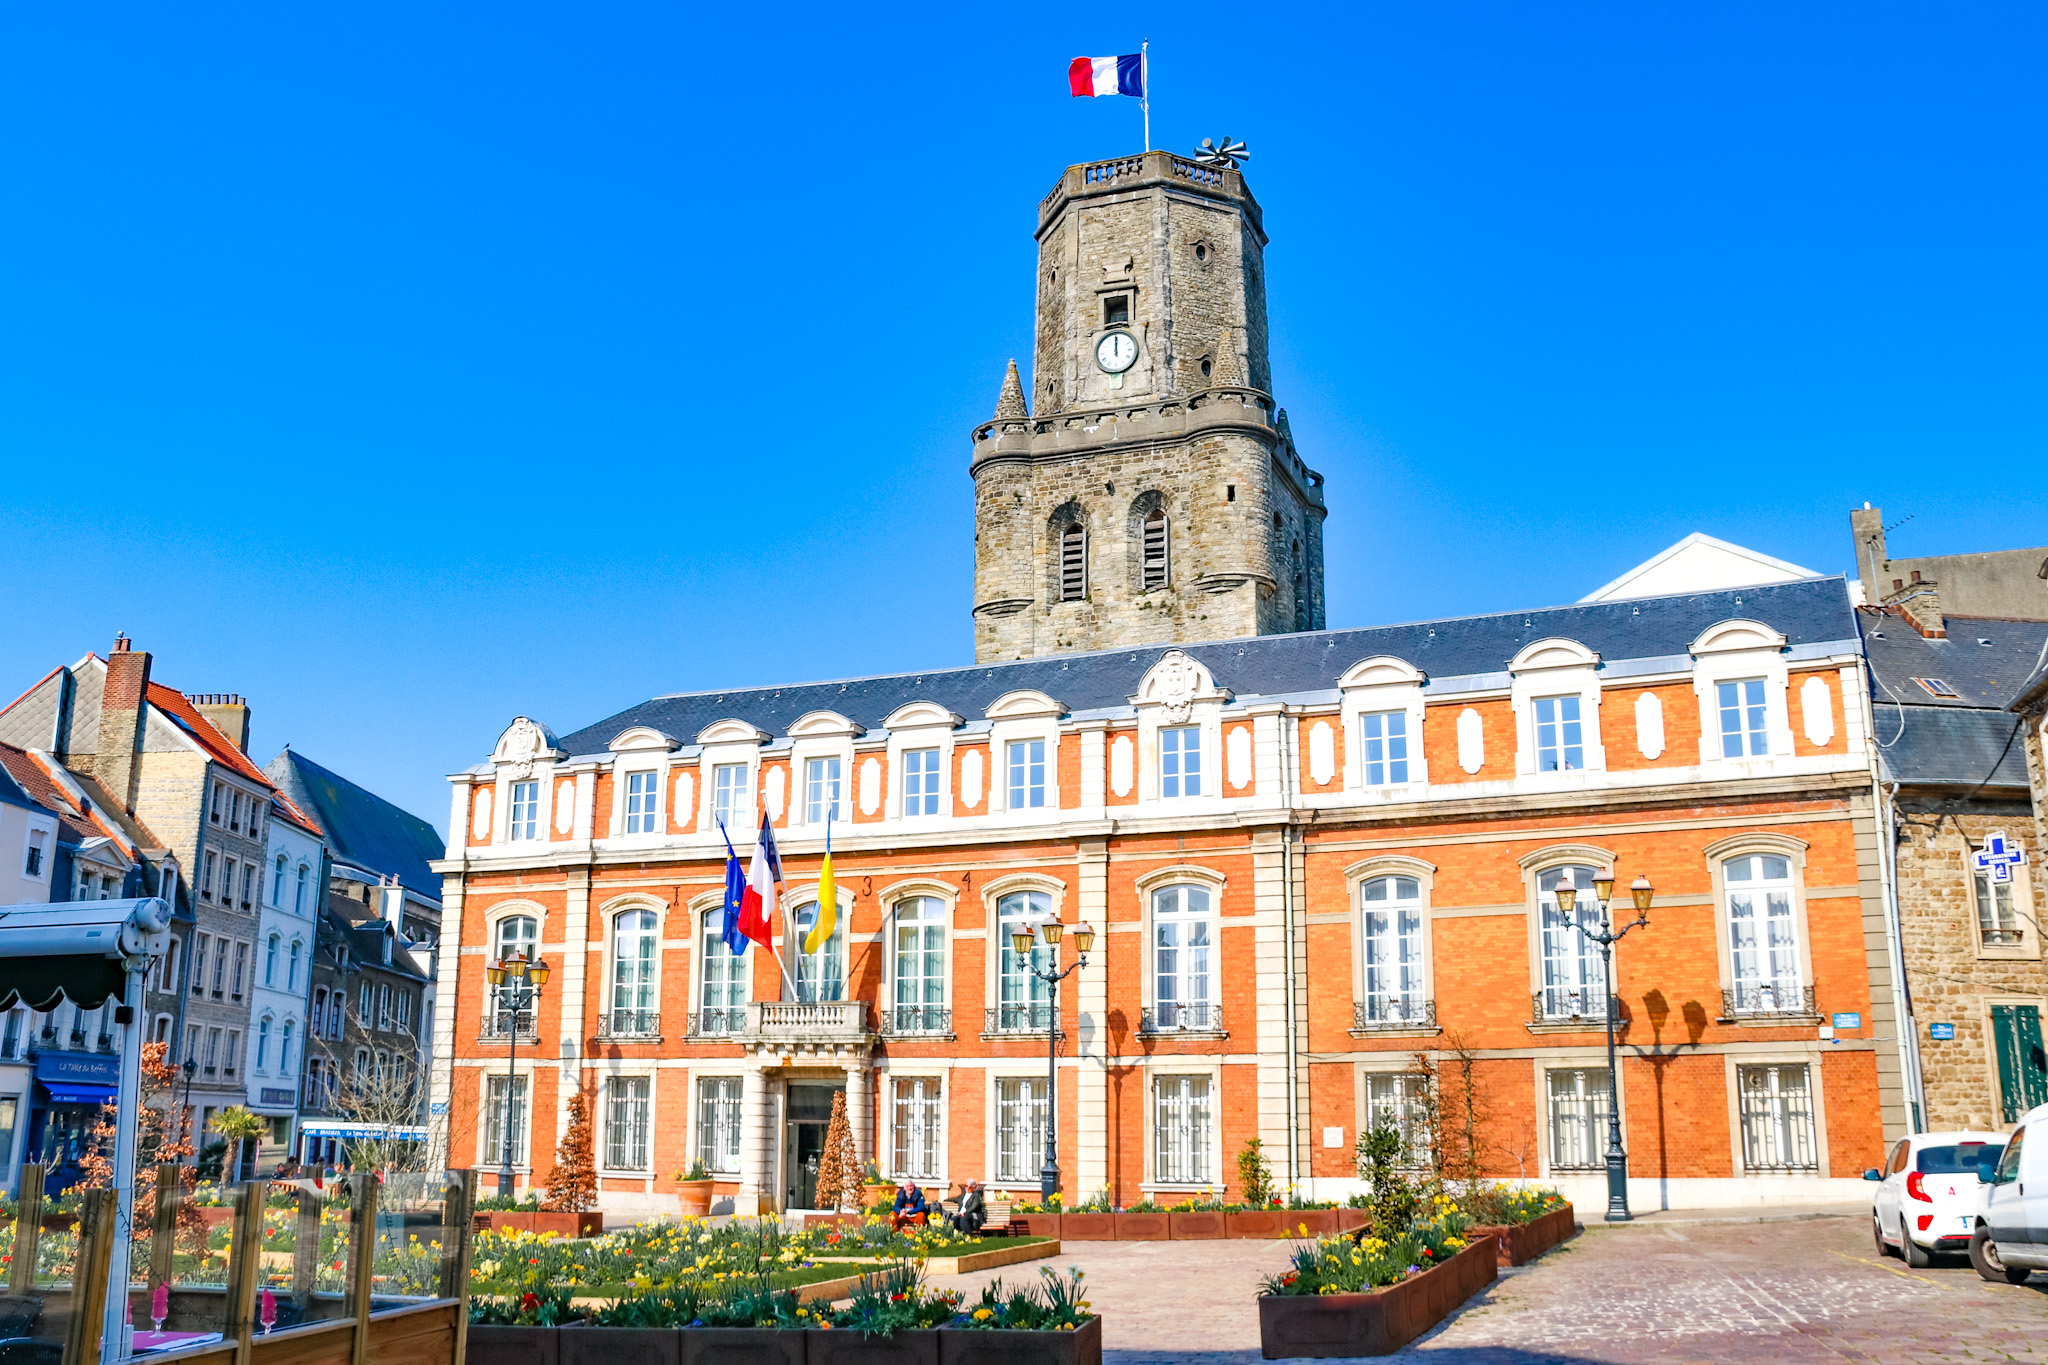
[596, 1010, 660, 1039]
[1140, 1002, 1224, 1033]
[1531, 990, 1618, 1024]
[1352, 997, 1436, 1030]
[880, 1005, 953, 1036]
[1720, 984, 1818, 1018]
[687, 1008, 749, 1037]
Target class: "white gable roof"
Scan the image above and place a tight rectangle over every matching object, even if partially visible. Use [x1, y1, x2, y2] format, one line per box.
[1580, 533, 1823, 603]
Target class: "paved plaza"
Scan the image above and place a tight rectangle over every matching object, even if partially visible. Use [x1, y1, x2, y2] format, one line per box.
[927, 1214, 2048, 1363]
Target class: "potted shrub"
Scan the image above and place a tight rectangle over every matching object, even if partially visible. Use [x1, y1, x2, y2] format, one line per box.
[539, 1089, 604, 1237]
[1112, 1201, 1167, 1241]
[862, 1159, 898, 1212]
[941, 1266, 1100, 1365]
[673, 1159, 715, 1218]
[1257, 1215, 1496, 1357]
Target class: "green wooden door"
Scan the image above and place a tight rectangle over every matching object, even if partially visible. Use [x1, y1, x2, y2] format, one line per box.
[1991, 1005, 2048, 1122]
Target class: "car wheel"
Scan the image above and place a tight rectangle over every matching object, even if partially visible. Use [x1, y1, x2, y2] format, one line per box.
[1970, 1228, 2032, 1285]
[1873, 1216, 1891, 1257]
[1903, 1233, 1932, 1268]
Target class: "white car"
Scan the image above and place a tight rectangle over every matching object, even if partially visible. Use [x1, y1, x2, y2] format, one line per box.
[1973, 1101, 2048, 1284]
[1865, 1129, 2006, 1267]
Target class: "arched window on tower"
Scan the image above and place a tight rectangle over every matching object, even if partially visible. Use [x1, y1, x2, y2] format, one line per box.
[1059, 524, 1087, 601]
[1142, 511, 1169, 590]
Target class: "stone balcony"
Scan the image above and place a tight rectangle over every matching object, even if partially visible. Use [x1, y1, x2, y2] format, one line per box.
[741, 1000, 874, 1058]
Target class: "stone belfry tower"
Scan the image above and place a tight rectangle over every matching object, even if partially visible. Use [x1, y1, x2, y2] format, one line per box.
[969, 150, 1327, 662]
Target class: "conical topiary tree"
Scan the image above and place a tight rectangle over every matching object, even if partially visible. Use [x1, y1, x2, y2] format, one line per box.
[545, 1089, 598, 1213]
[813, 1090, 863, 1212]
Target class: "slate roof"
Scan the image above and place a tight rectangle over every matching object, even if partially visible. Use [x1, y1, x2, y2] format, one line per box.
[267, 749, 443, 901]
[1874, 705, 2031, 790]
[552, 577, 1861, 755]
[1861, 610, 2048, 790]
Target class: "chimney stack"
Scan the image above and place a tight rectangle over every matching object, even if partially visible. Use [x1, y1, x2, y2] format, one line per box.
[96, 633, 152, 813]
[1882, 572, 1947, 639]
[192, 694, 252, 754]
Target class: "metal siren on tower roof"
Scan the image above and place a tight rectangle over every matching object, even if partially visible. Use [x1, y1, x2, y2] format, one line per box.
[1192, 137, 1248, 170]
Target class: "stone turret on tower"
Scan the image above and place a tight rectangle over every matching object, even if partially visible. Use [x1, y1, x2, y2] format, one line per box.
[969, 151, 1328, 662]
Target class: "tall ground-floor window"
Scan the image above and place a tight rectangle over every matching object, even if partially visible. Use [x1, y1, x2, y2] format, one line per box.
[995, 1077, 1047, 1184]
[605, 1076, 652, 1170]
[1363, 1071, 1430, 1167]
[1546, 1067, 1610, 1171]
[696, 1076, 743, 1174]
[1152, 1074, 1212, 1185]
[1737, 1063, 1818, 1171]
[892, 1077, 942, 1180]
[483, 1075, 529, 1166]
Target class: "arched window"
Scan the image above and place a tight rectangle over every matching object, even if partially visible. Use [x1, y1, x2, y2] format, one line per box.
[1725, 854, 1801, 1013]
[1141, 510, 1169, 590]
[288, 940, 302, 991]
[1537, 865, 1605, 1021]
[995, 891, 1053, 1030]
[697, 910, 750, 1035]
[264, 935, 279, 986]
[1059, 524, 1087, 601]
[491, 915, 538, 1031]
[1359, 876, 1426, 1024]
[1150, 885, 1214, 1031]
[279, 1019, 294, 1072]
[790, 901, 845, 1001]
[295, 865, 309, 914]
[891, 897, 946, 1033]
[256, 1017, 272, 1070]
[609, 909, 659, 1036]
[273, 856, 288, 906]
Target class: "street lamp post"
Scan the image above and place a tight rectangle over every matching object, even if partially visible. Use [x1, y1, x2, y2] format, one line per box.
[1559, 871, 1654, 1222]
[1010, 918, 1096, 1208]
[484, 953, 550, 1199]
[180, 1057, 197, 1165]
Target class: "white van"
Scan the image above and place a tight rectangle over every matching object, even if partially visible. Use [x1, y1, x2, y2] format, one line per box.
[1973, 1101, 2048, 1284]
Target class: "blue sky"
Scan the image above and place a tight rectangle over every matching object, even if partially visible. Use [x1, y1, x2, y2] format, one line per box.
[1, 3, 2042, 828]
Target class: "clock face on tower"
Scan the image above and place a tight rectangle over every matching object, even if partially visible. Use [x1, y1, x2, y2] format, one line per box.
[1095, 331, 1138, 374]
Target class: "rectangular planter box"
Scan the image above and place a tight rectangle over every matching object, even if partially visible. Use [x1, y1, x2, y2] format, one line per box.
[469, 1324, 561, 1365]
[937, 1316, 1101, 1365]
[1335, 1207, 1370, 1234]
[1111, 1212, 1168, 1241]
[1256, 1235, 1497, 1358]
[681, 1328, 805, 1365]
[1168, 1211, 1226, 1240]
[1292, 1209, 1342, 1237]
[1466, 1203, 1576, 1267]
[806, 1328, 939, 1365]
[1011, 1214, 1060, 1241]
[562, 1326, 679, 1365]
[1225, 1210, 1286, 1239]
[483, 1210, 605, 1238]
[1056, 1212, 1114, 1241]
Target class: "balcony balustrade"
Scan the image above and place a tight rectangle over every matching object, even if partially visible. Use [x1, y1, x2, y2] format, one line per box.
[984, 1002, 1061, 1037]
[1531, 990, 1619, 1025]
[879, 1004, 953, 1037]
[1721, 984, 1819, 1020]
[595, 1009, 660, 1040]
[1140, 1002, 1224, 1034]
[688, 1008, 749, 1038]
[750, 999, 871, 1045]
[1351, 997, 1436, 1031]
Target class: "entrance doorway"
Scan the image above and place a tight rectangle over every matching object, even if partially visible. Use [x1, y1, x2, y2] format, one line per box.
[784, 1082, 843, 1210]
[1992, 1004, 2048, 1122]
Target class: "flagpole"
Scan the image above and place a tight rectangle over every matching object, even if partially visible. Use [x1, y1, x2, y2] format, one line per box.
[1141, 40, 1150, 151]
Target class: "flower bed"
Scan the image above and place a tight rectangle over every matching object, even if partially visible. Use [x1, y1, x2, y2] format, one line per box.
[1456, 1186, 1574, 1267]
[1257, 1237, 1496, 1358]
[480, 1211, 603, 1238]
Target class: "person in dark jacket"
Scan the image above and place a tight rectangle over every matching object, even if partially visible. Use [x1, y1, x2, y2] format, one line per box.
[891, 1180, 928, 1230]
[952, 1181, 986, 1233]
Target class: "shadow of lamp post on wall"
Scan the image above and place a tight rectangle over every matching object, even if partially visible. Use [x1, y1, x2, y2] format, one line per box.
[484, 953, 549, 1198]
[1010, 918, 1095, 1207]
[1559, 870, 1654, 1222]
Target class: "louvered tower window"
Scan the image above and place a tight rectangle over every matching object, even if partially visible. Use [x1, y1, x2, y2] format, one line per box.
[1142, 511, 1169, 590]
[1060, 524, 1087, 600]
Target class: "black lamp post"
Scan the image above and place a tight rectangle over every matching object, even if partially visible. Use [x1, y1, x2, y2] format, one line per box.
[484, 953, 549, 1198]
[180, 1056, 197, 1162]
[1009, 918, 1095, 1208]
[1558, 870, 1654, 1222]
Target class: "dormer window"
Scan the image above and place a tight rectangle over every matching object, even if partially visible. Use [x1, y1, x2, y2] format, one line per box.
[508, 781, 540, 841]
[1103, 295, 1129, 325]
[1533, 696, 1584, 772]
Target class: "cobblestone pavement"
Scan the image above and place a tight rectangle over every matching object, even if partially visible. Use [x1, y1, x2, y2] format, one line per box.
[925, 1216, 2048, 1363]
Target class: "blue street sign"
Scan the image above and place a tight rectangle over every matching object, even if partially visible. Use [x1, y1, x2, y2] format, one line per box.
[430, 1101, 448, 1115]
[1929, 1022, 1955, 1040]
[1832, 1012, 1862, 1030]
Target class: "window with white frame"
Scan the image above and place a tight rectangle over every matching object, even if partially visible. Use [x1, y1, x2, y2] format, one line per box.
[273, 856, 288, 906]
[804, 757, 843, 824]
[995, 891, 1054, 1030]
[1538, 865, 1606, 1019]
[1737, 1063, 1818, 1170]
[1359, 876, 1427, 1025]
[790, 901, 844, 1001]
[901, 748, 942, 817]
[491, 916, 538, 1030]
[610, 909, 659, 1034]
[1974, 863, 2024, 946]
[256, 1017, 272, 1070]
[605, 1076, 652, 1170]
[696, 1076, 742, 1173]
[483, 1075, 529, 1165]
[279, 1019, 293, 1072]
[288, 940, 301, 991]
[892, 897, 946, 1033]
[892, 1076, 942, 1179]
[295, 865, 308, 913]
[711, 763, 750, 835]
[1363, 1071, 1430, 1166]
[1532, 696, 1584, 772]
[1159, 726, 1202, 798]
[377, 984, 391, 1030]
[1360, 711, 1410, 787]
[698, 911, 749, 1033]
[1150, 884, 1214, 1030]
[395, 991, 409, 1031]
[1153, 1074, 1212, 1184]
[201, 851, 216, 900]
[1724, 855, 1802, 1013]
[1007, 739, 1046, 809]
[22, 828, 44, 878]
[995, 1076, 1047, 1182]
[624, 770, 661, 834]
[508, 781, 540, 840]
[1717, 678, 1769, 758]
[1546, 1066, 1610, 1170]
[264, 935, 279, 986]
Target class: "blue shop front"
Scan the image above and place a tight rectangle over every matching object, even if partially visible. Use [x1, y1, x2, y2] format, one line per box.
[25, 1050, 119, 1194]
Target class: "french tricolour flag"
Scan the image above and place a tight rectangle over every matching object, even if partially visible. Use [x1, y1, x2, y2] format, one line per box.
[1069, 54, 1144, 99]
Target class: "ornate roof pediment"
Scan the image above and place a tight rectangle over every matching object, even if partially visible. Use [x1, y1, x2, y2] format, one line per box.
[1131, 650, 1230, 723]
[491, 717, 564, 777]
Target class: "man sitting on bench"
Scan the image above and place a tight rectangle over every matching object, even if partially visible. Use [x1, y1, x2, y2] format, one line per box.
[951, 1180, 986, 1234]
[890, 1180, 929, 1230]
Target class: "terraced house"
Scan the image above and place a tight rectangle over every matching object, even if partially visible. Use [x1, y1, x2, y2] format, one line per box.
[431, 152, 1906, 1218]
